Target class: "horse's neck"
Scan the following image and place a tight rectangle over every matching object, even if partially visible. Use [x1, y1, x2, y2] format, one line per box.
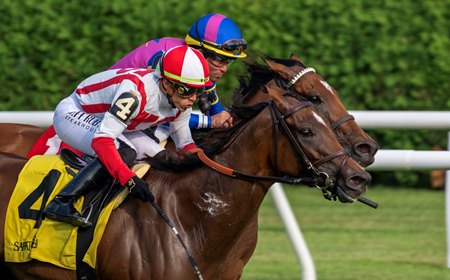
[143, 167, 266, 261]
[148, 121, 273, 254]
[132, 111, 277, 266]
[189, 115, 275, 218]
[156, 165, 270, 224]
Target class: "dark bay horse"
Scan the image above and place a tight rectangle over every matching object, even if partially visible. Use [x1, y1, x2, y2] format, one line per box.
[0, 83, 371, 279]
[0, 123, 45, 158]
[247, 54, 379, 166]
[0, 54, 378, 166]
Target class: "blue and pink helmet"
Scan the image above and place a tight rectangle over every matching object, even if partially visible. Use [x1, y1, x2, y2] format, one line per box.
[185, 13, 247, 59]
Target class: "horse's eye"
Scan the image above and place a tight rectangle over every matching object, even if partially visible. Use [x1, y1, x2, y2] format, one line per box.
[299, 127, 313, 137]
[308, 96, 322, 104]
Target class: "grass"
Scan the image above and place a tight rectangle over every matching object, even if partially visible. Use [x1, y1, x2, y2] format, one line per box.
[241, 185, 448, 280]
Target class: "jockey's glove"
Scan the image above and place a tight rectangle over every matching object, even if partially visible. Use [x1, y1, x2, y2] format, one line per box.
[125, 176, 155, 202]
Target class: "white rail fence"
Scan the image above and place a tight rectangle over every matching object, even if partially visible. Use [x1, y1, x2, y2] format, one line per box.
[1, 111, 450, 280]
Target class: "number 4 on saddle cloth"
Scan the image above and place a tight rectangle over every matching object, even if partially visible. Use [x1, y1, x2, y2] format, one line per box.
[3, 151, 150, 272]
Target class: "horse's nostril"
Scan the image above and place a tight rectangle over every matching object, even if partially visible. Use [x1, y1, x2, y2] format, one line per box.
[348, 172, 371, 188]
[356, 143, 371, 154]
[350, 176, 364, 186]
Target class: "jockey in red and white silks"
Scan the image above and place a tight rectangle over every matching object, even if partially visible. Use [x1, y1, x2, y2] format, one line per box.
[53, 68, 193, 185]
[53, 46, 211, 187]
[43, 46, 211, 228]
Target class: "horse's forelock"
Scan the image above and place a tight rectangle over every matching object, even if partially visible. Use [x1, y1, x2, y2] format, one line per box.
[236, 56, 307, 103]
[234, 61, 278, 104]
[266, 56, 306, 68]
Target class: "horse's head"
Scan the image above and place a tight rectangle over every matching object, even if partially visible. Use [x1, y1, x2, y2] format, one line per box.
[246, 85, 371, 203]
[264, 55, 379, 167]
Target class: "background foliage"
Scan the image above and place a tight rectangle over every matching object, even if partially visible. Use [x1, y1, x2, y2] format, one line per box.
[1, 0, 449, 186]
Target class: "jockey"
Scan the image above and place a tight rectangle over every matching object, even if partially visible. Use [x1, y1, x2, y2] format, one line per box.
[27, 13, 247, 158]
[44, 46, 211, 228]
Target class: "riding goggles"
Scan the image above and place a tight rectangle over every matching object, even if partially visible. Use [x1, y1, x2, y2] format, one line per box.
[169, 81, 204, 98]
[202, 39, 247, 55]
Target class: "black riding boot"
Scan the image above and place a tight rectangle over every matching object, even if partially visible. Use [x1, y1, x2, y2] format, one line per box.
[44, 158, 110, 228]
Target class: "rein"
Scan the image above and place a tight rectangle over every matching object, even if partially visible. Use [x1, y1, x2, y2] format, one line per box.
[193, 97, 349, 198]
[193, 148, 317, 185]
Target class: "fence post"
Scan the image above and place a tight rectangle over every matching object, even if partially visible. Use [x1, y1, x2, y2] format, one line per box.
[446, 132, 450, 268]
[269, 183, 316, 280]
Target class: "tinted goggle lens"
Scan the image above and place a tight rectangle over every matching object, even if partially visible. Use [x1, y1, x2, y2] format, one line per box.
[221, 39, 247, 54]
[171, 81, 204, 97]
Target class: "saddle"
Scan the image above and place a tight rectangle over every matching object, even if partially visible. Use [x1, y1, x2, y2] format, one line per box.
[59, 148, 92, 170]
[59, 148, 150, 279]
[4, 150, 150, 280]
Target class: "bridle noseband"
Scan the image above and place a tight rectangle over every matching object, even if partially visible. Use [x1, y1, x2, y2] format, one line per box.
[268, 94, 350, 200]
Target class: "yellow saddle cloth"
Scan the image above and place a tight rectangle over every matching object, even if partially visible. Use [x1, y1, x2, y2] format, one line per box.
[3, 155, 139, 270]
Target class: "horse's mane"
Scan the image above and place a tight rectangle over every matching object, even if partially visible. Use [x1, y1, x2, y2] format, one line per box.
[149, 55, 305, 172]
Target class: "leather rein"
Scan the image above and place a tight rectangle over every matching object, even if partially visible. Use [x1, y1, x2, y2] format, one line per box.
[193, 91, 350, 199]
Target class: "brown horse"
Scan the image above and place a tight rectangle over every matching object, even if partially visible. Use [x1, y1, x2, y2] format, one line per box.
[0, 83, 371, 279]
[248, 54, 379, 166]
[0, 123, 45, 158]
[0, 54, 378, 166]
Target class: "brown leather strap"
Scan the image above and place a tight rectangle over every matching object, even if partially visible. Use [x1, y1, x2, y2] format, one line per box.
[313, 149, 349, 167]
[192, 148, 235, 177]
[331, 114, 355, 130]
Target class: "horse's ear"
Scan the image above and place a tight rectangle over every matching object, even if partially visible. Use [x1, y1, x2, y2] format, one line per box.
[290, 53, 299, 60]
[290, 53, 306, 65]
[263, 58, 291, 80]
[265, 85, 285, 103]
[261, 85, 269, 93]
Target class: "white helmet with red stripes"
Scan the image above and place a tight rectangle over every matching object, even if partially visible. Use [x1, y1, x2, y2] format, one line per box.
[156, 45, 212, 88]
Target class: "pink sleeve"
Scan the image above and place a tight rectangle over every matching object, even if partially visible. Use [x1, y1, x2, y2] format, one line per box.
[109, 38, 186, 70]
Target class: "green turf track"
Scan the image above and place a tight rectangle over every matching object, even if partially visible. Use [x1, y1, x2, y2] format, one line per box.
[242, 185, 447, 280]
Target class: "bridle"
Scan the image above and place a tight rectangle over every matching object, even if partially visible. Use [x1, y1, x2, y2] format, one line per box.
[285, 67, 378, 208]
[286, 67, 355, 131]
[268, 95, 350, 200]
[194, 92, 350, 200]
[194, 65, 379, 207]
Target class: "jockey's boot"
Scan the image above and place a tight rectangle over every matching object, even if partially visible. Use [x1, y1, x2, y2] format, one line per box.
[44, 158, 110, 228]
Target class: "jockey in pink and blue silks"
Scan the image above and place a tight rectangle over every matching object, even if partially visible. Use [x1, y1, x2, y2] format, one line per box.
[27, 13, 247, 158]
